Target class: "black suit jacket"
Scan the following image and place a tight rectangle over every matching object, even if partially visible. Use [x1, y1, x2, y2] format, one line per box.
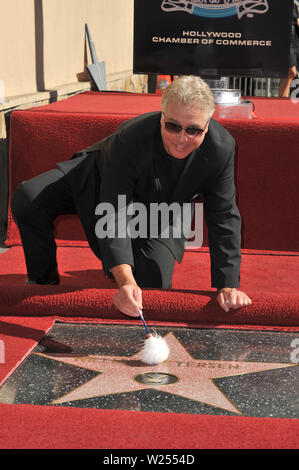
[57, 112, 241, 289]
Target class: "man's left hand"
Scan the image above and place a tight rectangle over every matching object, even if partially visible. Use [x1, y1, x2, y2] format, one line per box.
[217, 288, 252, 312]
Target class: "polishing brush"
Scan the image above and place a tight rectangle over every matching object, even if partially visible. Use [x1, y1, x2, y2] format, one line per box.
[138, 310, 169, 365]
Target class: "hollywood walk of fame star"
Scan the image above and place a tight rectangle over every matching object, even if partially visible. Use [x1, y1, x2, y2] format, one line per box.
[34, 332, 297, 414]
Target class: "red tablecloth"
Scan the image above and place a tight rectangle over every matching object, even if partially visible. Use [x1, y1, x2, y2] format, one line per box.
[31, 92, 299, 122]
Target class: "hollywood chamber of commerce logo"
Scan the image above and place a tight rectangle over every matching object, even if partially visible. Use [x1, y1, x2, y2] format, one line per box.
[161, 0, 269, 20]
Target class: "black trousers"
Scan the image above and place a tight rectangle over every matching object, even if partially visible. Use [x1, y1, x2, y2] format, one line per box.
[11, 169, 175, 288]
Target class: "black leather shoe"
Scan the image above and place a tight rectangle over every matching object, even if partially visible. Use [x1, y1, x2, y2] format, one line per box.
[26, 267, 60, 285]
[26, 278, 60, 285]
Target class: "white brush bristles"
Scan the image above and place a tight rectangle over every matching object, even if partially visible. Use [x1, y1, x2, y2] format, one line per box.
[141, 333, 170, 365]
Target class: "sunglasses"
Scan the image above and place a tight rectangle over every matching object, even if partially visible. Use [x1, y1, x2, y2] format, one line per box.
[163, 112, 208, 137]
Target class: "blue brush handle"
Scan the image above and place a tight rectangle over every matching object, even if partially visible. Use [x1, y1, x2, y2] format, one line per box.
[138, 310, 151, 336]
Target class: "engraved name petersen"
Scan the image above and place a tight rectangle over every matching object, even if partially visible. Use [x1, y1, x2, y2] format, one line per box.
[72, 356, 240, 369]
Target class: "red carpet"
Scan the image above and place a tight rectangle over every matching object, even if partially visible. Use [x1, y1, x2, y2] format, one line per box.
[0, 246, 298, 328]
[0, 316, 54, 386]
[0, 402, 298, 449]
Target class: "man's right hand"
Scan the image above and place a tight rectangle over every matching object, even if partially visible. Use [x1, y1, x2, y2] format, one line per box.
[113, 283, 143, 317]
[111, 264, 143, 317]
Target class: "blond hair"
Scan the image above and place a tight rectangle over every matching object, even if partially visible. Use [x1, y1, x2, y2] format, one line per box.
[161, 75, 215, 119]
